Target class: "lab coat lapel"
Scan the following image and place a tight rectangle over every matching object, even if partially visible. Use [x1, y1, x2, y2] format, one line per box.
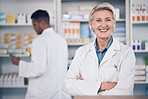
[100, 37, 121, 66]
[88, 40, 98, 63]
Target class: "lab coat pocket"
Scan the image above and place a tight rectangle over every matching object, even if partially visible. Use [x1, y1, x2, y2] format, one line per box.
[99, 68, 119, 82]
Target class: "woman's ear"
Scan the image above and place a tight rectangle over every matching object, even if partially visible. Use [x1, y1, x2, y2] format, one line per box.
[89, 22, 95, 32]
[113, 20, 116, 29]
[89, 21, 92, 29]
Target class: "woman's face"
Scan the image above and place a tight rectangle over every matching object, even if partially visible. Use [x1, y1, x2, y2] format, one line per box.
[90, 10, 115, 39]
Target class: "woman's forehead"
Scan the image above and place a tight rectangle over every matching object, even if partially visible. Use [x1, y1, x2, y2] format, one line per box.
[93, 10, 113, 18]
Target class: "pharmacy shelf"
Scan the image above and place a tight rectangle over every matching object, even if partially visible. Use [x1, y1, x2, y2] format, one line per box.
[62, 19, 125, 22]
[0, 54, 30, 57]
[132, 21, 148, 24]
[0, 23, 32, 26]
[116, 19, 126, 21]
[0, 85, 28, 88]
[66, 38, 94, 46]
[62, 19, 88, 22]
[0, 23, 54, 26]
[134, 82, 148, 84]
[134, 50, 148, 53]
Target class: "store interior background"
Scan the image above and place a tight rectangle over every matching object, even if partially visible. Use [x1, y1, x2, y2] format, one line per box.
[0, 0, 148, 99]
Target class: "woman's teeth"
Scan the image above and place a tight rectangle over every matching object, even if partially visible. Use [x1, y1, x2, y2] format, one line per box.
[100, 29, 107, 32]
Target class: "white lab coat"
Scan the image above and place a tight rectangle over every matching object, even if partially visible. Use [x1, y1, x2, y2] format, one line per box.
[19, 28, 71, 99]
[65, 37, 135, 96]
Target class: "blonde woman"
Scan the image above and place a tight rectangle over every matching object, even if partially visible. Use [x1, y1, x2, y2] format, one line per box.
[65, 2, 135, 95]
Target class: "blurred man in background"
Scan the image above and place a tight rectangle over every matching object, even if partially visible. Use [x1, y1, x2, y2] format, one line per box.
[10, 9, 71, 99]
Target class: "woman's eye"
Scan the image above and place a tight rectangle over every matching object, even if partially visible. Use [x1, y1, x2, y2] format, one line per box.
[96, 20, 101, 22]
[106, 19, 111, 21]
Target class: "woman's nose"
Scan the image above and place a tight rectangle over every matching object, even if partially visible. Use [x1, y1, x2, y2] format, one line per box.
[100, 21, 106, 27]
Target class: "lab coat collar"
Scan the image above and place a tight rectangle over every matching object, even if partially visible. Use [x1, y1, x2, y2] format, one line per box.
[88, 36, 121, 66]
[100, 37, 121, 66]
[42, 27, 54, 35]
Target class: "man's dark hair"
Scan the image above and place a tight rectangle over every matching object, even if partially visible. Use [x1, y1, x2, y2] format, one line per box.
[31, 9, 50, 24]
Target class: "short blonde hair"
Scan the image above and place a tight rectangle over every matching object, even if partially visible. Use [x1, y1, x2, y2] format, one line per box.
[89, 2, 116, 23]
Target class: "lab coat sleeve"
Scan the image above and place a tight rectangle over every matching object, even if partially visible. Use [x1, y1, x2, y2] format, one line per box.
[19, 37, 46, 78]
[100, 48, 135, 95]
[65, 48, 101, 96]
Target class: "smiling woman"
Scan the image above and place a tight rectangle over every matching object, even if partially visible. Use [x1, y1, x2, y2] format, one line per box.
[89, 3, 116, 51]
[65, 2, 136, 96]
[90, 10, 115, 46]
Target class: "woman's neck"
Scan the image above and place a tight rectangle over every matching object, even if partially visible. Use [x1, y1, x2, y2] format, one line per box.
[97, 36, 111, 52]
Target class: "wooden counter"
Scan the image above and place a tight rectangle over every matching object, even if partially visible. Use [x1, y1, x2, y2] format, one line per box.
[74, 95, 148, 99]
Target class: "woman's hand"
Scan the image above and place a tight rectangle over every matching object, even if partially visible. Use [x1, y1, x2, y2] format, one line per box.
[76, 73, 83, 80]
[99, 82, 117, 91]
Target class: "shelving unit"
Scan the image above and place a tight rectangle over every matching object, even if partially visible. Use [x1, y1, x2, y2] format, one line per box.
[0, 23, 54, 26]
[0, 56, 30, 99]
[130, 0, 148, 64]
[0, 0, 58, 99]
[0, 23, 32, 26]
[130, 0, 148, 95]
[0, 54, 30, 57]
[61, 0, 127, 58]
[132, 22, 148, 24]
[135, 82, 148, 84]
[0, 86, 28, 88]
[130, 0, 148, 44]
[134, 50, 148, 53]
[134, 81, 148, 95]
